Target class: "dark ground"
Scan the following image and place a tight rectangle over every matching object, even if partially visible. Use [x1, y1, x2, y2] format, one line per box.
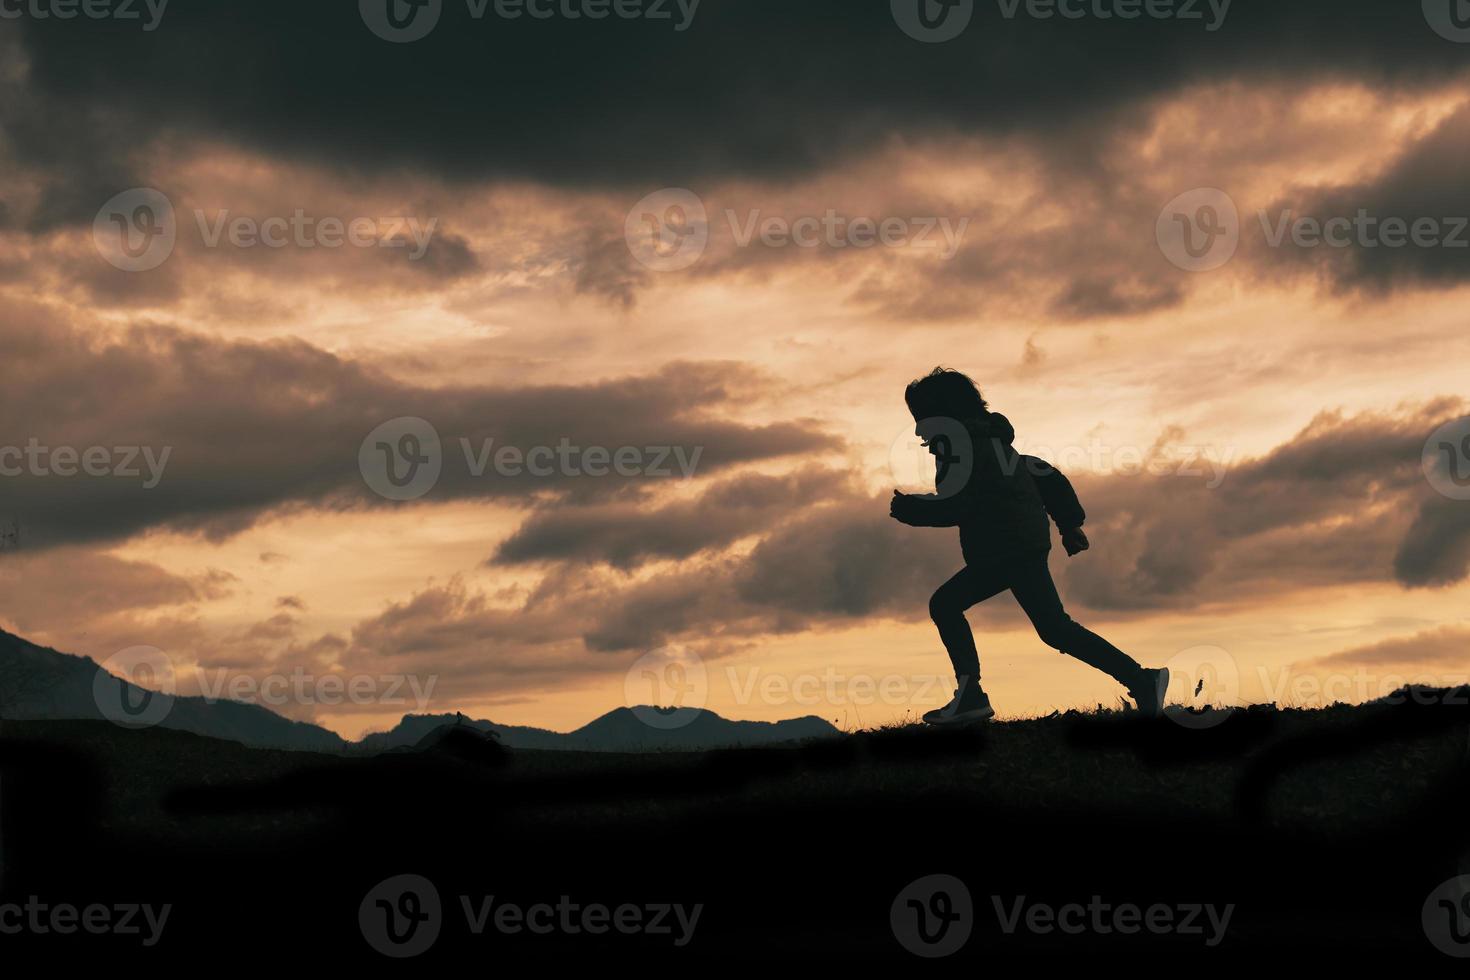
[2, 689, 1468, 964]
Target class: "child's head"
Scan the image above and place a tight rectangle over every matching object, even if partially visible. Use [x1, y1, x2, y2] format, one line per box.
[905, 367, 988, 423]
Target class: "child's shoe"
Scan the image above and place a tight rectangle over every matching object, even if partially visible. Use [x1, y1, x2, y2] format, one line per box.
[923, 687, 995, 726]
[1128, 667, 1170, 719]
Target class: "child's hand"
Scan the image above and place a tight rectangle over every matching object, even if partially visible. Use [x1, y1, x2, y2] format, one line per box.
[889, 490, 917, 524]
[1061, 526, 1090, 556]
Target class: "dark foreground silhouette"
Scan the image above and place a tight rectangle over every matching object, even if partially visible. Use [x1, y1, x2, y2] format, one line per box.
[2, 688, 1466, 964]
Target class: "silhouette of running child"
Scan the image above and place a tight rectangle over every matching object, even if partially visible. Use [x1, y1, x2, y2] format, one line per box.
[890, 368, 1169, 724]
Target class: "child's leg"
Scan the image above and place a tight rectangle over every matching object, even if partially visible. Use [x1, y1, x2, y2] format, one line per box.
[929, 565, 1010, 691]
[1008, 557, 1144, 687]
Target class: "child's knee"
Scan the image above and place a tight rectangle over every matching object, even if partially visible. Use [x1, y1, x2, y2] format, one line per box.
[929, 588, 958, 623]
[1034, 616, 1076, 650]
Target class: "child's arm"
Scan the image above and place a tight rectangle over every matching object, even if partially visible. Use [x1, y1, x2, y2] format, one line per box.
[1027, 456, 1090, 555]
[889, 490, 965, 527]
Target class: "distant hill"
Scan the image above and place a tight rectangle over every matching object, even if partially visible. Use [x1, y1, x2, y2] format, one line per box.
[0, 628, 839, 754]
[359, 707, 841, 754]
[0, 629, 345, 752]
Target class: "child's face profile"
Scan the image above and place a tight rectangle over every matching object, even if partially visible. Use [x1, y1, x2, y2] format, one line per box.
[913, 415, 947, 447]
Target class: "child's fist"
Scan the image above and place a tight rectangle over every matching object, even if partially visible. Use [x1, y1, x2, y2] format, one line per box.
[1061, 527, 1090, 556]
[889, 491, 914, 523]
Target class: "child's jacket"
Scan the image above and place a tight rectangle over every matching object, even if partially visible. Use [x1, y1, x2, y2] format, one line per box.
[893, 411, 1080, 564]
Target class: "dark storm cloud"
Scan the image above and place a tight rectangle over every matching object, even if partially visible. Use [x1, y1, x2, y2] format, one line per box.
[493, 467, 850, 569]
[0, 548, 214, 632]
[1394, 496, 1470, 587]
[1311, 624, 1470, 670]
[1257, 103, 1470, 291]
[0, 307, 829, 549]
[1061, 406, 1466, 607]
[1049, 278, 1184, 320]
[8, 0, 1465, 212]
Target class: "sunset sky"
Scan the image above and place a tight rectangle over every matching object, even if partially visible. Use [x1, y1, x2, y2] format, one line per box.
[1, 1, 1468, 738]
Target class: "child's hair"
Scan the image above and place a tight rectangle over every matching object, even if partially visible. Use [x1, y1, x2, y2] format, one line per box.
[904, 367, 988, 421]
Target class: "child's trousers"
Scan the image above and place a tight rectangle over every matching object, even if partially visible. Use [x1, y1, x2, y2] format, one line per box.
[928, 555, 1143, 689]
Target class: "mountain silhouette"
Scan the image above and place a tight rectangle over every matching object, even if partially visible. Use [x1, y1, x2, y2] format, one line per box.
[359, 706, 840, 753]
[0, 628, 839, 753]
[0, 628, 345, 751]
[401, 719, 511, 765]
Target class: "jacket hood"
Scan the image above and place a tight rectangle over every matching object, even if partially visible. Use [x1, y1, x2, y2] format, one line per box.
[985, 412, 1016, 447]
